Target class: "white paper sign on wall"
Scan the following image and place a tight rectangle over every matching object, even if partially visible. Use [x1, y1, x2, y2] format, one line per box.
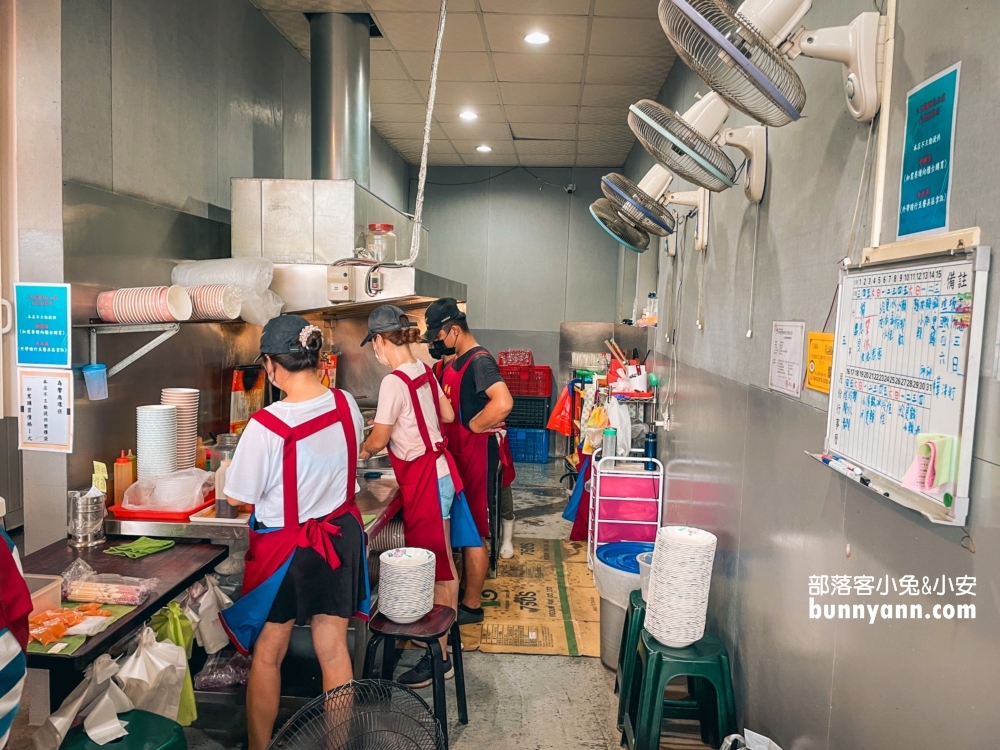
[17, 368, 73, 453]
[769, 321, 805, 398]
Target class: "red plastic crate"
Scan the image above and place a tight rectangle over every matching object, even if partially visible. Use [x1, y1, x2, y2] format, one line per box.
[500, 365, 552, 397]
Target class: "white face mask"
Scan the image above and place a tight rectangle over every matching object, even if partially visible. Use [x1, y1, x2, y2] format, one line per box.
[374, 337, 390, 367]
[264, 359, 279, 388]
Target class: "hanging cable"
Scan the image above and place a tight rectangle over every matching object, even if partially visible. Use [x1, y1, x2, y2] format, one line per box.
[844, 114, 878, 265]
[746, 201, 761, 338]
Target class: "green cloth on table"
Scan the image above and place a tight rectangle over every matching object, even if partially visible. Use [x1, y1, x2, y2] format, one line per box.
[361, 513, 377, 527]
[150, 601, 197, 727]
[26, 602, 137, 656]
[104, 537, 175, 559]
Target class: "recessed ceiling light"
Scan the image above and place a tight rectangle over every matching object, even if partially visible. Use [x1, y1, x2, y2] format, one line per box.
[524, 32, 550, 45]
[460, 110, 478, 121]
[476, 145, 492, 153]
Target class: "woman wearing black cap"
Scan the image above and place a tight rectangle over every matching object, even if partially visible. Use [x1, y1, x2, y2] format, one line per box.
[219, 314, 368, 750]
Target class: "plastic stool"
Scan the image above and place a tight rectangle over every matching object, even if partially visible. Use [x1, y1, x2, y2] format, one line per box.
[623, 629, 737, 750]
[362, 604, 468, 747]
[62, 710, 187, 750]
[615, 590, 645, 727]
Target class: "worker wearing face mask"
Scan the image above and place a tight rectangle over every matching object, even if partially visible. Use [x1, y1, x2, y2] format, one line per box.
[424, 298, 513, 624]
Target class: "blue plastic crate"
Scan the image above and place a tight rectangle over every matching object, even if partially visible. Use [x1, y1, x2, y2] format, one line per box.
[507, 428, 549, 463]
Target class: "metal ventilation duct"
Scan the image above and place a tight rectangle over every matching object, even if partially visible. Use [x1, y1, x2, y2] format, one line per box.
[308, 13, 371, 187]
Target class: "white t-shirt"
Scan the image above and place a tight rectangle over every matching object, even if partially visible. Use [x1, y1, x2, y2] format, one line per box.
[374, 361, 449, 478]
[224, 390, 364, 528]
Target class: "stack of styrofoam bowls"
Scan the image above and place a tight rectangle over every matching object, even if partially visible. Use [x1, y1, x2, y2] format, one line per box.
[97, 286, 192, 324]
[185, 284, 241, 321]
[378, 547, 436, 624]
[136, 405, 177, 479]
[644, 526, 718, 648]
[160, 388, 199, 470]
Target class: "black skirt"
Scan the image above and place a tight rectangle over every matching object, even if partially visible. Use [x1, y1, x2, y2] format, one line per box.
[265, 513, 366, 625]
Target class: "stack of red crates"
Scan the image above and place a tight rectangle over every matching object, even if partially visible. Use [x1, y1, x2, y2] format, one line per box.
[498, 347, 551, 397]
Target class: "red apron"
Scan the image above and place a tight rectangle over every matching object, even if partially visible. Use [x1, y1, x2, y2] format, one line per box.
[440, 349, 493, 538]
[386, 365, 464, 581]
[0, 533, 30, 651]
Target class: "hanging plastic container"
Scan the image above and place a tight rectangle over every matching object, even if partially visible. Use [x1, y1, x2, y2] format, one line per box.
[366, 223, 396, 262]
[82, 364, 109, 400]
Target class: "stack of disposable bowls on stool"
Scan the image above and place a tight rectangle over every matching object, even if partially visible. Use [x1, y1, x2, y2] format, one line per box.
[136, 405, 177, 478]
[160, 388, 199, 469]
[593, 541, 653, 669]
[378, 548, 436, 624]
[644, 526, 718, 648]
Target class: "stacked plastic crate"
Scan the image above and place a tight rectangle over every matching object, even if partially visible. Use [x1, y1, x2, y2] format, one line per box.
[498, 350, 552, 463]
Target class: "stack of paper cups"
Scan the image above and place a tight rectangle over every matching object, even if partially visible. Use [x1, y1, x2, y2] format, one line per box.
[160, 388, 200, 470]
[644, 526, 718, 648]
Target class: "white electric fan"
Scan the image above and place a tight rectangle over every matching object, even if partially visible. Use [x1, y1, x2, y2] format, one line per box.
[590, 163, 676, 253]
[659, 0, 885, 126]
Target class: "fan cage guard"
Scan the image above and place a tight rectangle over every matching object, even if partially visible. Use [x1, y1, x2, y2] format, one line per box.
[658, 0, 806, 128]
[267, 680, 445, 750]
[628, 100, 736, 192]
[601, 173, 676, 236]
[590, 198, 650, 253]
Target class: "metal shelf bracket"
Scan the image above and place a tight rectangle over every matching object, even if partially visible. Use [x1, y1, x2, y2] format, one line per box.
[88, 323, 181, 378]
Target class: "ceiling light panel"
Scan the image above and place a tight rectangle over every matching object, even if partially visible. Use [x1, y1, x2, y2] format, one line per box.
[451, 140, 516, 154]
[483, 15, 587, 54]
[435, 104, 507, 122]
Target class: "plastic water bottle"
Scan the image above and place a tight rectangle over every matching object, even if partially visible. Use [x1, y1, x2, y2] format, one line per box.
[602, 427, 617, 465]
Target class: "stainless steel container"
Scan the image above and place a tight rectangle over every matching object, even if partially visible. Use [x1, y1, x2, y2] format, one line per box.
[67, 490, 107, 548]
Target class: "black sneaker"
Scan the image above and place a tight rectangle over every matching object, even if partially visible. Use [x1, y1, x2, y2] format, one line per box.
[397, 651, 453, 689]
[457, 602, 484, 625]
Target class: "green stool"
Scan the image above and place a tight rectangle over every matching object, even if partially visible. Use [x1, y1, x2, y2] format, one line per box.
[623, 629, 737, 750]
[62, 710, 187, 750]
[615, 590, 645, 729]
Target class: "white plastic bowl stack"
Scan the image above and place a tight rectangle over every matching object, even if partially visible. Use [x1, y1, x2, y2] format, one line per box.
[136, 405, 178, 479]
[160, 388, 200, 470]
[378, 547, 436, 624]
[644, 526, 718, 648]
[96, 285, 192, 324]
[185, 284, 241, 321]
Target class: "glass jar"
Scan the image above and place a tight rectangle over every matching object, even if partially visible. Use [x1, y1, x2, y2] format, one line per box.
[212, 433, 239, 471]
[365, 223, 396, 262]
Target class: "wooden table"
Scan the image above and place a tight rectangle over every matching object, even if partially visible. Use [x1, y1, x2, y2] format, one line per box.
[22, 538, 228, 709]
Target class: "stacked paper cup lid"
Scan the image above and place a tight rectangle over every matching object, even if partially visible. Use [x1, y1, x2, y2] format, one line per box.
[644, 526, 718, 648]
[378, 548, 436, 624]
[97, 286, 192, 324]
[185, 285, 241, 321]
[160, 388, 199, 470]
[136, 405, 177, 479]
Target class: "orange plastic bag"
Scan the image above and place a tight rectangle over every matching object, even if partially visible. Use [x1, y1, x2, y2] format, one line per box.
[546, 385, 573, 436]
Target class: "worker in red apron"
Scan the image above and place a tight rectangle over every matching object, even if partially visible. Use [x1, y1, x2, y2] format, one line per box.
[219, 315, 369, 750]
[359, 305, 480, 686]
[424, 298, 513, 624]
[0, 523, 30, 749]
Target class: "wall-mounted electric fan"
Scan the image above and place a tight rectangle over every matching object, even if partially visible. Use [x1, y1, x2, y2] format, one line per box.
[659, 0, 885, 126]
[590, 198, 652, 254]
[601, 173, 677, 237]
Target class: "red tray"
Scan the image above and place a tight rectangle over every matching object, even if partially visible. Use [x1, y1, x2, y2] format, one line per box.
[109, 492, 215, 522]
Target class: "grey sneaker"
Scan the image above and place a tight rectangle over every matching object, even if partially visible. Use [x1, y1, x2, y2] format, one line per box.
[457, 602, 484, 625]
[397, 651, 454, 689]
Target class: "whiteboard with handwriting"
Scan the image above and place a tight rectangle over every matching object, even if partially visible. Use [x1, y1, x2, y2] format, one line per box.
[825, 249, 989, 523]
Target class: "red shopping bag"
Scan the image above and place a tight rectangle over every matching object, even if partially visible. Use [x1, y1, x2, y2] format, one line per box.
[547, 385, 573, 436]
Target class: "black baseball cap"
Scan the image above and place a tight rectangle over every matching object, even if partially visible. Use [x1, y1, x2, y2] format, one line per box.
[361, 305, 416, 346]
[423, 297, 465, 342]
[258, 314, 317, 358]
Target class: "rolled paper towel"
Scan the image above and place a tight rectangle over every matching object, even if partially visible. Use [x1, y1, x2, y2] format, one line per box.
[643, 526, 717, 648]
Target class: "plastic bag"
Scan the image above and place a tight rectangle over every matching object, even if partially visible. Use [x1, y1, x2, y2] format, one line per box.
[116, 625, 187, 723]
[193, 651, 251, 689]
[179, 575, 233, 655]
[235, 286, 283, 327]
[606, 398, 632, 457]
[171, 258, 273, 295]
[122, 468, 214, 512]
[150, 602, 197, 726]
[593, 558, 639, 609]
[546, 385, 574, 436]
[61, 560, 159, 605]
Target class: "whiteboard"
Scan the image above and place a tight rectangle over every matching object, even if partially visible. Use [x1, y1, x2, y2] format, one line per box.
[825, 248, 989, 525]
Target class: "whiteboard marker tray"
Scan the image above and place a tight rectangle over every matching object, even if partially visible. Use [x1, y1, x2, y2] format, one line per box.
[190, 506, 251, 525]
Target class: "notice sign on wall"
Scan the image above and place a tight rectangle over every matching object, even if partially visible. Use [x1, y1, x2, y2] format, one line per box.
[806, 332, 834, 394]
[14, 283, 72, 368]
[17, 368, 73, 453]
[769, 321, 805, 399]
[897, 62, 961, 239]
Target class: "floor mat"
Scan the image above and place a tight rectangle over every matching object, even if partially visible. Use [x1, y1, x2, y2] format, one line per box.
[463, 537, 600, 657]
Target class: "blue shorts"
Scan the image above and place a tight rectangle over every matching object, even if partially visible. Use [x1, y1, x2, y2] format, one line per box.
[438, 474, 456, 519]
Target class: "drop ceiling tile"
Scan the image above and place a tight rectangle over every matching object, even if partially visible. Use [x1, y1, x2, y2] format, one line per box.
[510, 122, 577, 140]
[434, 104, 506, 122]
[461, 152, 520, 166]
[519, 155, 576, 166]
[585, 54, 675, 87]
[498, 83, 580, 106]
[578, 123, 634, 141]
[483, 14, 588, 54]
[480, 0, 590, 14]
[581, 84, 650, 107]
[390, 139, 458, 155]
[264, 12, 311, 49]
[502, 105, 579, 123]
[441, 121, 512, 139]
[255, 0, 365, 10]
[514, 139, 576, 155]
[428, 153, 468, 166]
[371, 50, 409, 80]
[397, 51, 494, 82]
[451, 139, 516, 155]
[370, 37, 391, 51]
[577, 139, 631, 155]
[375, 12, 486, 52]
[493, 54, 584, 83]
[579, 106, 628, 125]
[371, 79, 426, 104]
[369, 0, 476, 11]
[589, 17, 676, 57]
[376, 121, 448, 139]
[576, 154, 624, 167]
[371, 102, 430, 122]
[432, 81, 500, 104]
[594, 0, 660, 18]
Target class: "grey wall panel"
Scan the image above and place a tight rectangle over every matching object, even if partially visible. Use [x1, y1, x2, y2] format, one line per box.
[565, 167, 619, 323]
[371, 129, 408, 212]
[216, 0, 285, 210]
[61, 0, 112, 190]
[111, 0, 221, 217]
[282, 44, 311, 180]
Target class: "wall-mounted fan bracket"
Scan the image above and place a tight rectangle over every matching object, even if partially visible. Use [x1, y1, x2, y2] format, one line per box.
[665, 188, 710, 253]
[720, 126, 767, 204]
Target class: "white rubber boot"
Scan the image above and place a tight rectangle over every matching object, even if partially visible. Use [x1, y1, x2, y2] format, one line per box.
[499, 518, 515, 559]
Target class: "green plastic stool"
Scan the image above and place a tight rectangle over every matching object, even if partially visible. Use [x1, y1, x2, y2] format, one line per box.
[615, 590, 645, 729]
[623, 629, 737, 750]
[62, 710, 187, 750]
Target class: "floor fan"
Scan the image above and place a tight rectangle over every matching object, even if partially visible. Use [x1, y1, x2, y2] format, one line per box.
[659, 0, 886, 126]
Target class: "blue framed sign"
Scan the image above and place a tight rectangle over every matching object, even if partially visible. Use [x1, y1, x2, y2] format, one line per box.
[14, 283, 72, 368]
[897, 62, 961, 239]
